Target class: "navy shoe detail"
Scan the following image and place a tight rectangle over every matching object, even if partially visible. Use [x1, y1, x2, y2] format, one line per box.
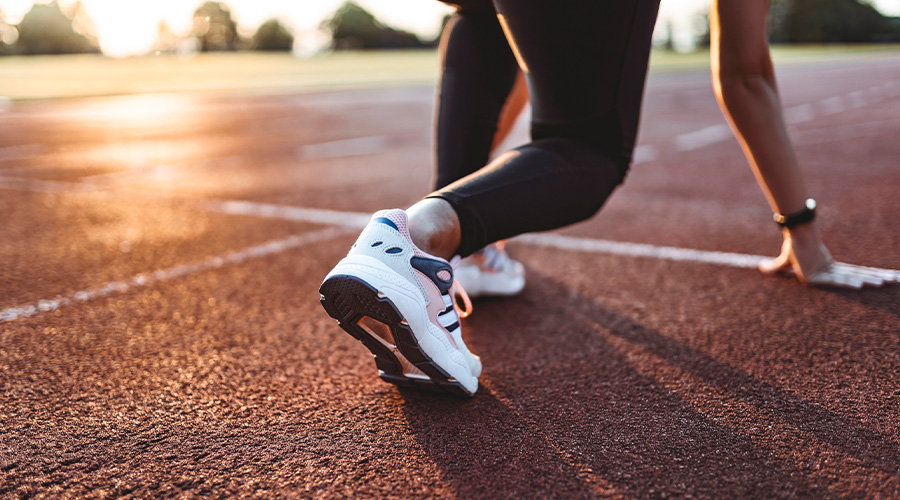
[374, 217, 399, 231]
[410, 256, 454, 294]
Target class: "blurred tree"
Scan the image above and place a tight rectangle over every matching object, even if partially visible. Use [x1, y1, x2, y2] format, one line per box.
[14, 0, 99, 55]
[661, 20, 676, 51]
[769, 0, 900, 42]
[694, 12, 711, 47]
[192, 1, 240, 51]
[323, 2, 429, 50]
[253, 19, 294, 51]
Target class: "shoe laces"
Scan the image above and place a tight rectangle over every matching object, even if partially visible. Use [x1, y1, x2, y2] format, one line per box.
[449, 255, 473, 318]
[476, 241, 510, 272]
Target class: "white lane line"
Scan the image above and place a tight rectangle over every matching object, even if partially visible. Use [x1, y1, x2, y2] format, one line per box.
[846, 91, 867, 109]
[517, 232, 764, 268]
[0, 175, 767, 280]
[297, 135, 389, 160]
[674, 124, 732, 152]
[0, 175, 105, 194]
[865, 86, 885, 104]
[819, 95, 846, 115]
[213, 200, 370, 228]
[784, 103, 815, 124]
[632, 144, 658, 165]
[0, 144, 41, 162]
[200, 200, 899, 274]
[6, 196, 898, 323]
[0, 226, 352, 322]
[200, 199, 766, 268]
[671, 79, 899, 152]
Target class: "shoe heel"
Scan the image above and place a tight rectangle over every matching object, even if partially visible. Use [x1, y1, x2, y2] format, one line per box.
[319, 275, 475, 397]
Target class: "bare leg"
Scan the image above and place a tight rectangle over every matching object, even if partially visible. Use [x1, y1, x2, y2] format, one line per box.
[407, 198, 461, 260]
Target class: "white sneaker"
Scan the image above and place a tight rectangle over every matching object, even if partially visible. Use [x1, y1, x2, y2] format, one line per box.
[453, 241, 525, 299]
[319, 209, 481, 396]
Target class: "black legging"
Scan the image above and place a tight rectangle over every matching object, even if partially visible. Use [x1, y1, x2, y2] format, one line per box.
[429, 0, 661, 256]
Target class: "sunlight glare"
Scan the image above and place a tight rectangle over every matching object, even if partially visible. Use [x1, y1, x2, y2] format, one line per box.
[0, 0, 897, 57]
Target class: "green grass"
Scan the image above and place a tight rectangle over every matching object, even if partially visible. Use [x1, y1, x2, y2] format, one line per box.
[649, 43, 900, 71]
[1, 45, 898, 101]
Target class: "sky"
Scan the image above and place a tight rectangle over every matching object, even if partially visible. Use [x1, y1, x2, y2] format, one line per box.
[0, 0, 898, 57]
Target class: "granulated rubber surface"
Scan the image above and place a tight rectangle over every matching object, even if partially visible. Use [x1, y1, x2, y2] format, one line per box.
[2, 54, 899, 498]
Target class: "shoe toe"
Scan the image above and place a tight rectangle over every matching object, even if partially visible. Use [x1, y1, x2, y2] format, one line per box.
[466, 351, 482, 378]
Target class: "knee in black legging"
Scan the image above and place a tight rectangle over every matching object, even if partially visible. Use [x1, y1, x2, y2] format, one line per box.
[531, 121, 634, 184]
[522, 137, 625, 220]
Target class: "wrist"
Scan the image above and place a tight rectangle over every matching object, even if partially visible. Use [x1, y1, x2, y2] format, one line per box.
[773, 198, 816, 228]
[782, 223, 825, 262]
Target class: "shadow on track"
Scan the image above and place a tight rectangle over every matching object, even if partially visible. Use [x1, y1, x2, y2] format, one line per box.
[398, 269, 899, 498]
[823, 285, 900, 318]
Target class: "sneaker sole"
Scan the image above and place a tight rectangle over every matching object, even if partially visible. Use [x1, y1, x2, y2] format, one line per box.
[319, 274, 474, 397]
[454, 266, 525, 299]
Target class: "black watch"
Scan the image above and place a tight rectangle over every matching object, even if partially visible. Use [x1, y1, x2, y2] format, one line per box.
[773, 198, 816, 228]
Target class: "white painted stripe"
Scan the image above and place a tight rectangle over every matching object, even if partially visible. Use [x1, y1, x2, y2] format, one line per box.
[517, 233, 765, 269]
[0, 176, 103, 194]
[819, 96, 846, 115]
[784, 104, 815, 125]
[207, 198, 778, 271]
[0, 144, 40, 162]
[201, 202, 896, 276]
[846, 91, 867, 109]
[0, 179, 782, 277]
[674, 124, 731, 151]
[0, 227, 352, 322]
[669, 82, 895, 152]
[632, 144, 658, 165]
[887, 80, 899, 97]
[865, 85, 885, 104]
[297, 136, 388, 160]
[213, 200, 370, 228]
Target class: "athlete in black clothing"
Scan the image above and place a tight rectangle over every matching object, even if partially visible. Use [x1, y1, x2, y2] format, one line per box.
[321, 0, 896, 396]
[320, 0, 664, 395]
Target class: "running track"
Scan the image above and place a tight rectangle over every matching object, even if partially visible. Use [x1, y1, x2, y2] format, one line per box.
[1, 53, 899, 498]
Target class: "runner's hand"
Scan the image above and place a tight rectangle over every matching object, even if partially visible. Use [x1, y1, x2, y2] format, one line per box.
[758, 240, 899, 289]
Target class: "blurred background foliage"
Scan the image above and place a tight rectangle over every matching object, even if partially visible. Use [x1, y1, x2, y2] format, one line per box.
[0, 0, 897, 57]
[3, 0, 98, 55]
[321, 1, 434, 50]
[769, 0, 900, 42]
[253, 19, 295, 52]
[192, 1, 239, 52]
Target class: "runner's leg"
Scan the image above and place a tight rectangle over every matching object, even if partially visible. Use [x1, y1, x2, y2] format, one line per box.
[434, 5, 520, 189]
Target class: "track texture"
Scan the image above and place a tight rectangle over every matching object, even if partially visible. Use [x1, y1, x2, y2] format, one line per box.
[1, 54, 899, 498]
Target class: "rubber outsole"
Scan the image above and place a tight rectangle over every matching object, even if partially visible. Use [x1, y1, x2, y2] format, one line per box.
[319, 274, 473, 397]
